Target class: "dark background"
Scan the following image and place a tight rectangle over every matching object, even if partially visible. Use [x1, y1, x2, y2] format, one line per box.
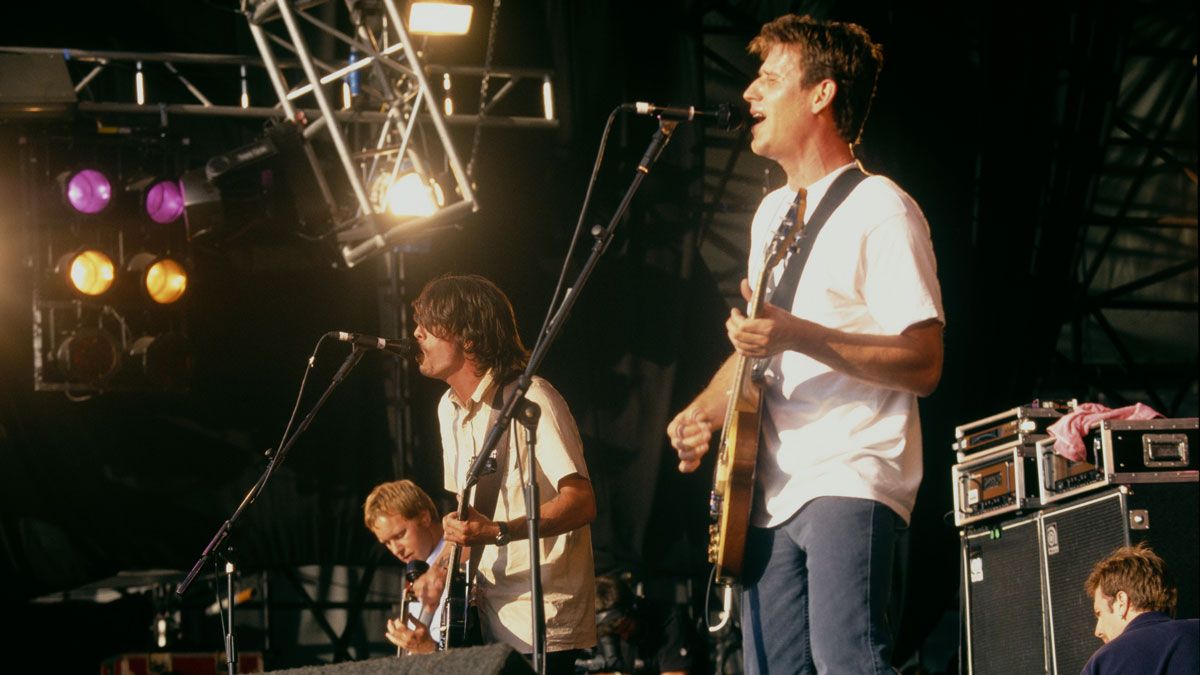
[0, 0, 1195, 672]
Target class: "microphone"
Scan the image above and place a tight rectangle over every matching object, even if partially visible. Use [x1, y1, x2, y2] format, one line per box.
[623, 101, 744, 130]
[404, 560, 430, 583]
[331, 331, 418, 358]
[398, 559, 434, 655]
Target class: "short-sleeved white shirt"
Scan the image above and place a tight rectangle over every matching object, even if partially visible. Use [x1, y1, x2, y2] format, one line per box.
[439, 370, 597, 652]
[746, 164, 944, 527]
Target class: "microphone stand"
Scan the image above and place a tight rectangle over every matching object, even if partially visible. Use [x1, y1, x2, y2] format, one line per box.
[516, 400, 545, 673]
[222, 560, 237, 674]
[176, 347, 367, 674]
[458, 118, 679, 674]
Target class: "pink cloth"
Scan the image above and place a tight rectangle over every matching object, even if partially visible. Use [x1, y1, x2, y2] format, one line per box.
[1047, 402, 1163, 462]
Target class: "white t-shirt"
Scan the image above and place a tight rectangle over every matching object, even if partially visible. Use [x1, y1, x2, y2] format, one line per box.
[439, 371, 597, 653]
[746, 164, 944, 527]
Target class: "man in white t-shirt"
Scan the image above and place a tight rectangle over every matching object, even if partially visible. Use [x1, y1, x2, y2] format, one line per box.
[667, 14, 944, 675]
[409, 274, 597, 675]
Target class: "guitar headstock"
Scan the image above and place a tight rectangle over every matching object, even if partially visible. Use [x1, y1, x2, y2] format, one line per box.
[752, 188, 809, 301]
[764, 188, 808, 270]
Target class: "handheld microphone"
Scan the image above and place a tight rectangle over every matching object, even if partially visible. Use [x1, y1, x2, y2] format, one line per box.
[331, 331, 418, 358]
[405, 560, 430, 583]
[397, 559, 435, 655]
[623, 101, 744, 130]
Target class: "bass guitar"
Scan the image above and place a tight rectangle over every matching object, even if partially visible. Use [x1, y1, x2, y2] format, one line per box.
[708, 188, 807, 583]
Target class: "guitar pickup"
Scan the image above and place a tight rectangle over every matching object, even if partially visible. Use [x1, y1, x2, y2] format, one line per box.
[708, 491, 723, 520]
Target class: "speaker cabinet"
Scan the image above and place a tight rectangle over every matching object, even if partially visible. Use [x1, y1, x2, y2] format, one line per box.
[266, 644, 534, 674]
[1040, 483, 1200, 674]
[961, 481, 1198, 673]
[961, 513, 1048, 674]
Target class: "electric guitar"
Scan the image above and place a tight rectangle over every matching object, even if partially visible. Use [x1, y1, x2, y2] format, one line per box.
[708, 188, 807, 582]
[440, 492, 483, 648]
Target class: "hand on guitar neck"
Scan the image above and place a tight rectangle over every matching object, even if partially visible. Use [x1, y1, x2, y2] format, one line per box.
[727, 278, 805, 359]
[413, 547, 451, 614]
[443, 506, 504, 547]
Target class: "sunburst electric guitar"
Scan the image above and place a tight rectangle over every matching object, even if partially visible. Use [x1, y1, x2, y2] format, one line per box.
[708, 188, 807, 583]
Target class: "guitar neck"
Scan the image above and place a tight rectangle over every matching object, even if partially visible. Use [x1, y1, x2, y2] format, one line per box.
[446, 493, 470, 573]
[724, 268, 774, 419]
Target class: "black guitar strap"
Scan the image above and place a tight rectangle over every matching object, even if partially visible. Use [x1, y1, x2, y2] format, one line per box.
[768, 166, 868, 310]
[465, 379, 517, 578]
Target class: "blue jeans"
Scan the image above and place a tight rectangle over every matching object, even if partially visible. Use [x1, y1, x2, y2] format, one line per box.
[741, 496, 903, 674]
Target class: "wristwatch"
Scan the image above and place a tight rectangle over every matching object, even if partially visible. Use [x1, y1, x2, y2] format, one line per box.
[494, 520, 510, 546]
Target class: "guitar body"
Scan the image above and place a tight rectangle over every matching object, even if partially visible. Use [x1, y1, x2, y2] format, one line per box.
[441, 492, 485, 649]
[708, 392, 762, 580]
[707, 187, 807, 584]
[441, 557, 482, 648]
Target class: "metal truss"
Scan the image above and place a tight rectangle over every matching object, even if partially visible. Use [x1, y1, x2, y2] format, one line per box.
[1038, 1, 1198, 414]
[0, 46, 554, 128]
[241, 0, 478, 268]
[2, 0, 557, 269]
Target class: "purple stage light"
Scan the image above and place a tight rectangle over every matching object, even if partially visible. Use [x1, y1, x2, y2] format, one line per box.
[145, 179, 185, 224]
[65, 169, 112, 214]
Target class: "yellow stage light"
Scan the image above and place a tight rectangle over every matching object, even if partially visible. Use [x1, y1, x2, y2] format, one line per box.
[59, 250, 116, 296]
[127, 253, 189, 304]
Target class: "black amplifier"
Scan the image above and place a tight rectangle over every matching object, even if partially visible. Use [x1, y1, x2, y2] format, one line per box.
[953, 400, 1076, 462]
[952, 445, 1041, 526]
[1037, 417, 1198, 504]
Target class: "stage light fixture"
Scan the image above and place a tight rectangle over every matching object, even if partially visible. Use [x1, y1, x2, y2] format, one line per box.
[542, 76, 555, 120]
[130, 333, 192, 389]
[56, 326, 121, 385]
[59, 169, 112, 214]
[126, 252, 188, 304]
[57, 249, 116, 297]
[379, 171, 445, 217]
[144, 179, 185, 224]
[408, 1, 473, 36]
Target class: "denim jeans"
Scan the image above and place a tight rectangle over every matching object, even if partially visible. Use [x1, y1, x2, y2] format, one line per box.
[741, 496, 903, 674]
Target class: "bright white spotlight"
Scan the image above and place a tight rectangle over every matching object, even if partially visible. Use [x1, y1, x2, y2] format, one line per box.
[542, 76, 555, 120]
[383, 172, 444, 217]
[408, 2, 473, 36]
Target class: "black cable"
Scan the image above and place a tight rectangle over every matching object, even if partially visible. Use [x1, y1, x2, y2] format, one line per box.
[270, 332, 332, 459]
[465, 0, 503, 184]
[536, 106, 623, 341]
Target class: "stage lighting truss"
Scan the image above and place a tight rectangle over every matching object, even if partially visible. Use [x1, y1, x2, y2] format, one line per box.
[2, 0, 558, 268]
[242, 0, 481, 268]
